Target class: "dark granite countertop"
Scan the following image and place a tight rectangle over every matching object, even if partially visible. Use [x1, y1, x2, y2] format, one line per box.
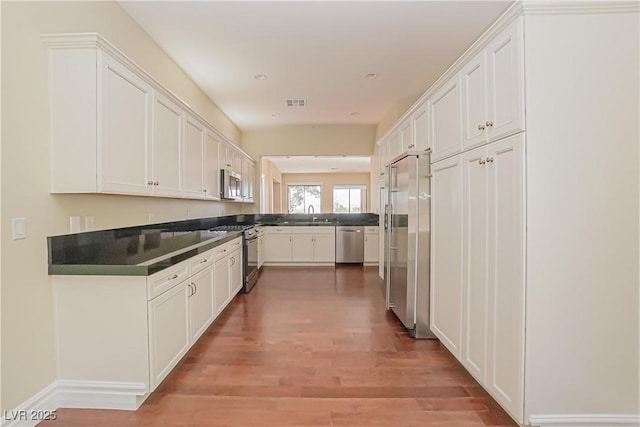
[48, 213, 378, 277]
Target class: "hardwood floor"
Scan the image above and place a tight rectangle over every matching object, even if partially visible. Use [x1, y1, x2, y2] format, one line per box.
[40, 266, 516, 427]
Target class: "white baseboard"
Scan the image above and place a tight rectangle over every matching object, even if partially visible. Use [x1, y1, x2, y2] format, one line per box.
[1, 383, 57, 427]
[1, 380, 147, 427]
[56, 380, 147, 411]
[529, 414, 640, 427]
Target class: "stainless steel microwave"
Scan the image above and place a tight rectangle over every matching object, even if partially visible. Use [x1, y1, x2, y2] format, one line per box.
[220, 169, 241, 200]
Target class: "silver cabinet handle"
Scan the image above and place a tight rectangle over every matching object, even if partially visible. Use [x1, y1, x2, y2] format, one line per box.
[486, 121, 494, 127]
[203, 189, 207, 193]
[188, 283, 194, 297]
[168, 274, 178, 281]
[147, 180, 154, 186]
[479, 158, 486, 165]
[478, 124, 486, 131]
[200, 258, 208, 264]
[486, 157, 494, 163]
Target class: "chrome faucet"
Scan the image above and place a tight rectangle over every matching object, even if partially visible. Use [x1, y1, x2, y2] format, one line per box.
[308, 205, 317, 221]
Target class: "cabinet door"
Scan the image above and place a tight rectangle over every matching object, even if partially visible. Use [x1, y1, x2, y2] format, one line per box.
[257, 235, 264, 268]
[412, 103, 429, 151]
[399, 119, 414, 152]
[430, 156, 463, 357]
[241, 157, 250, 200]
[148, 281, 190, 390]
[264, 234, 292, 262]
[387, 130, 402, 162]
[461, 53, 488, 150]
[462, 147, 489, 381]
[486, 18, 524, 142]
[486, 134, 525, 420]
[291, 234, 314, 262]
[248, 161, 255, 201]
[188, 266, 215, 343]
[99, 54, 152, 195]
[230, 249, 243, 295]
[152, 92, 183, 197]
[364, 233, 379, 263]
[219, 142, 232, 170]
[214, 256, 231, 315]
[204, 131, 220, 200]
[233, 149, 243, 176]
[183, 115, 206, 198]
[429, 75, 462, 162]
[313, 234, 336, 263]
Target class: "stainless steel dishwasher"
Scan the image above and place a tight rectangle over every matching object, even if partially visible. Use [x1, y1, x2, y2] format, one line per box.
[335, 226, 364, 263]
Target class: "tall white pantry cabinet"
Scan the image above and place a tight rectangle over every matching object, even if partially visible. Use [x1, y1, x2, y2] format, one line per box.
[377, 3, 639, 426]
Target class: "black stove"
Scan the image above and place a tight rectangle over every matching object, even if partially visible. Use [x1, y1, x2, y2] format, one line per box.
[208, 224, 259, 293]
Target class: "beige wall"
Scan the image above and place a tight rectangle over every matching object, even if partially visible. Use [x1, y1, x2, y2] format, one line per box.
[0, 1, 244, 411]
[281, 173, 371, 214]
[260, 159, 284, 213]
[374, 93, 421, 142]
[241, 125, 376, 159]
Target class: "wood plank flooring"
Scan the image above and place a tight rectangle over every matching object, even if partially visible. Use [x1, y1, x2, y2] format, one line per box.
[40, 266, 516, 427]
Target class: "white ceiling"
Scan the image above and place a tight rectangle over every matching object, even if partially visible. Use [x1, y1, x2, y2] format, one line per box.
[265, 156, 371, 174]
[120, 1, 512, 130]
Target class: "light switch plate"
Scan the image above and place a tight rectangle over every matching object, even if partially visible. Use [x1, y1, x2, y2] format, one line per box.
[12, 218, 26, 240]
[70, 216, 81, 233]
[85, 215, 94, 231]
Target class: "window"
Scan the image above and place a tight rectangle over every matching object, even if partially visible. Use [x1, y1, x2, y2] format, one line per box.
[287, 185, 321, 213]
[333, 186, 366, 213]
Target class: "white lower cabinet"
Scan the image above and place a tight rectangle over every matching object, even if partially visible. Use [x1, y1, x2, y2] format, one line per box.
[430, 155, 463, 358]
[214, 256, 231, 315]
[265, 227, 335, 265]
[230, 248, 243, 295]
[187, 266, 215, 344]
[257, 229, 265, 268]
[436, 134, 525, 420]
[263, 227, 293, 263]
[364, 226, 379, 265]
[53, 236, 244, 408]
[148, 280, 190, 391]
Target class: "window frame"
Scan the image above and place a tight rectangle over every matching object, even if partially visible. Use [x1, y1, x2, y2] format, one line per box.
[286, 183, 322, 214]
[332, 185, 367, 214]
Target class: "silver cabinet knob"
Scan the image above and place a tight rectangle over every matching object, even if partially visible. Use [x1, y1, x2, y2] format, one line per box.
[479, 158, 486, 165]
[148, 180, 154, 186]
[487, 157, 494, 163]
[486, 121, 494, 127]
[478, 124, 486, 131]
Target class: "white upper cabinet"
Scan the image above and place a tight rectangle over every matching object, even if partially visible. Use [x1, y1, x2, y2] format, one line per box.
[44, 33, 253, 202]
[429, 75, 462, 162]
[462, 18, 524, 150]
[204, 131, 220, 200]
[412, 103, 429, 151]
[183, 114, 206, 198]
[151, 92, 183, 197]
[399, 119, 414, 152]
[486, 18, 524, 142]
[241, 157, 250, 200]
[100, 53, 153, 196]
[386, 129, 403, 162]
[461, 52, 489, 150]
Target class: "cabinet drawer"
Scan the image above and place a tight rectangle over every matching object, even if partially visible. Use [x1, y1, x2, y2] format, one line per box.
[147, 263, 189, 300]
[365, 226, 379, 234]
[189, 249, 215, 275]
[293, 226, 334, 235]
[214, 242, 232, 261]
[264, 227, 292, 234]
[228, 237, 242, 251]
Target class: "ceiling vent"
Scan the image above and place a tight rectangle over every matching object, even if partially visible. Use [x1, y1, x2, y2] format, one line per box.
[286, 99, 306, 107]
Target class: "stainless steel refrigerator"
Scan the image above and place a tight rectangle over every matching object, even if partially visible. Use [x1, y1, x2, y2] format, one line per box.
[384, 150, 434, 339]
